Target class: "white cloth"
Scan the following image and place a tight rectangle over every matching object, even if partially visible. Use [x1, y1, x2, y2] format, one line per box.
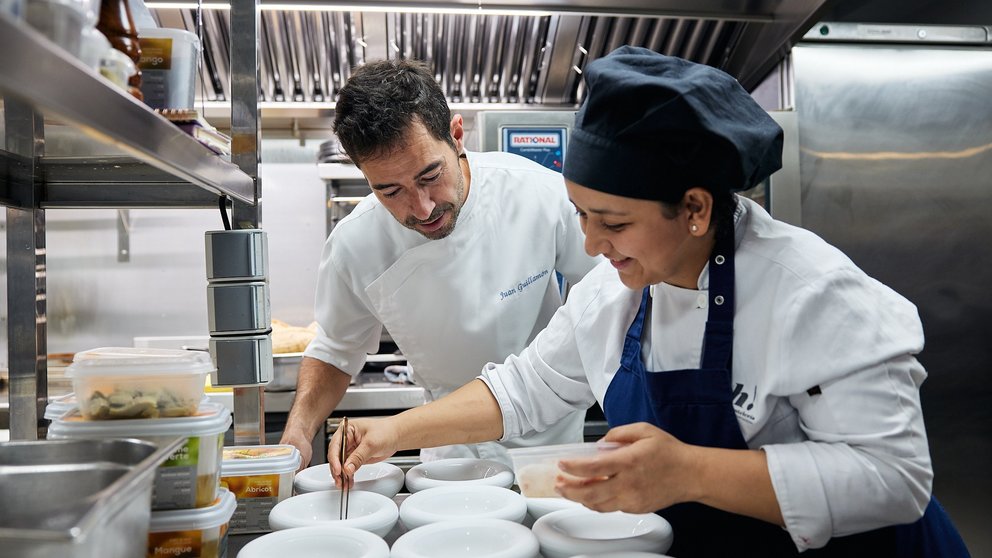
[305, 150, 600, 464]
[481, 196, 932, 551]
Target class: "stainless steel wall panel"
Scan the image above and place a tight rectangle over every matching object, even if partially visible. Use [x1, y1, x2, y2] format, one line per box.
[792, 43, 992, 554]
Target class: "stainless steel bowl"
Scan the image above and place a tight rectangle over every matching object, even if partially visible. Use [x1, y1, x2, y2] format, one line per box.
[0, 437, 183, 558]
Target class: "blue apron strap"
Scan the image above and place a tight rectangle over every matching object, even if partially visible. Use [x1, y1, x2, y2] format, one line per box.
[620, 288, 650, 368]
[701, 227, 735, 371]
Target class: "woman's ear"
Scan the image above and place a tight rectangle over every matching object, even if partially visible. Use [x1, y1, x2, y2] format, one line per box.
[683, 187, 714, 236]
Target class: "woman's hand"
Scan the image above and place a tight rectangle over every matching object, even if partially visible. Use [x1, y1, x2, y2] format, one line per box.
[555, 422, 696, 514]
[328, 417, 401, 489]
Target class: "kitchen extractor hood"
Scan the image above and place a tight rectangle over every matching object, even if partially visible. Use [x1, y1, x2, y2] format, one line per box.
[149, 0, 834, 113]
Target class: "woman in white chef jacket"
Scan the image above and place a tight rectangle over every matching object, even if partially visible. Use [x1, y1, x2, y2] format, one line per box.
[330, 47, 970, 556]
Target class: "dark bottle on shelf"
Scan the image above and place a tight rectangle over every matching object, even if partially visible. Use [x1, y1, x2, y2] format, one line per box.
[97, 0, 144, 100]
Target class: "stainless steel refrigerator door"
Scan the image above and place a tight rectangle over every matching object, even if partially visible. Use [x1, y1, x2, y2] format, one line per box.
[793, 43, 992, 555]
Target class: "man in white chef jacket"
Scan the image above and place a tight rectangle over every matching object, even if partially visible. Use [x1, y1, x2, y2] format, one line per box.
[280, 59, 600, 468]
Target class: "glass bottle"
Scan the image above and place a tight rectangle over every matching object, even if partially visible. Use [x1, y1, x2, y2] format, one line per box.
[97, 0, 143, 100]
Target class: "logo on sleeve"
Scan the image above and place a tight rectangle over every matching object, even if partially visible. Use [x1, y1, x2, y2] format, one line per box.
[732, 382, 758, 423]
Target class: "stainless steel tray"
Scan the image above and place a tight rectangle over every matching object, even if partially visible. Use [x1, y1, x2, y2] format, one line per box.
[0, 437, 183, 558]
[265, 352, 408, 392]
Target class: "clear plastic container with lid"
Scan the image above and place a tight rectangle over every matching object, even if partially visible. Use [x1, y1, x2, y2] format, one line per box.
[508, 442, 624, 498]
[220, 444, 300, 534]
[48, 401, 232, 510]
[148, 487, 237, 558]
[65, 347, 214, 420]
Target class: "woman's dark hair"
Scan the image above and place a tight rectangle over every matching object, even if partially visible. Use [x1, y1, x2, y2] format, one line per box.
[659, 187, 738, 237]
[332, 59, 453, 166]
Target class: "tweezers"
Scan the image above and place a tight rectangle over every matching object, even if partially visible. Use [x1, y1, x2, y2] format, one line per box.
[338, 416, 350, 520]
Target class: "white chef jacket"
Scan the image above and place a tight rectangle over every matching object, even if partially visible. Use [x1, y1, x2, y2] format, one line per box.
[481, 196, 933, 551]
[305, 150, 600, 464]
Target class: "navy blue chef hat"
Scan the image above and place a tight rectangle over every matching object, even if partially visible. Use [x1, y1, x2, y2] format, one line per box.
[563, 46, 783, 203]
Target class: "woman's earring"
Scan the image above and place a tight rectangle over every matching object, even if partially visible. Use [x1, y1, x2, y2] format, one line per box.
[690, 224, 699, 233]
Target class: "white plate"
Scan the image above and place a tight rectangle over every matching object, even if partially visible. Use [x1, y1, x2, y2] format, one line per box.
[390, 518, 540, 558]
[268, 490, 399, 537]
[400, 485, 527, 530]
[532, 508, 674, 558]
[572, 553, 674, 558]
[237, 525, 389, 558]
[405, 458, 514, 493]
[294, 461, 405, 498]
[525, 497, 584, 520]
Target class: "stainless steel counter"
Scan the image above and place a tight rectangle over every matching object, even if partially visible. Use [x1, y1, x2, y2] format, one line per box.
[263, 372, 427, 414]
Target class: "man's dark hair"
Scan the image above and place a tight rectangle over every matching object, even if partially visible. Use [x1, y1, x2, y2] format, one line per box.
[333, 59, 453, 166]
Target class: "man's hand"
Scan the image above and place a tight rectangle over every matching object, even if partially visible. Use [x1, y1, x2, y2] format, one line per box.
[280, 427, 316, 473]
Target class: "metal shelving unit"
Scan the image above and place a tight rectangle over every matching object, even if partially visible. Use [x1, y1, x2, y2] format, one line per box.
[0, 5, 262, 441]
[0, 17, 254, 207]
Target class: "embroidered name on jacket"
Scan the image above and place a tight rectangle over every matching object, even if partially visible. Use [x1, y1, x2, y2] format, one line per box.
[732, 382, 758, 423]
[499, 269, 550, 301]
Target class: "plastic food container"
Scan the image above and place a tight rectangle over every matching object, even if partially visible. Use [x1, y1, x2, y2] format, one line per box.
[45, 392, 211, 421]
[49, 402, 232, 510]
[0, 0, 25, 19]
[100, 47, 137, 91]
[77, 24, 110, 70]
[65, 347, 213, 420]
[138, 26, 201, 109]
[507, 442, 623, 498]
[220, 444, 300, 534]
[148, 487, 236, 558]
[24, 0, 91, 58]
[43, 392, 78, 421]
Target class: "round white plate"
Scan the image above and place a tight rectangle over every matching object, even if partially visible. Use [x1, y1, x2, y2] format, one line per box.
[400, 485, 527, 530]
[572, 553, 674, 558]
[532, 508, 674, 558]
[268, 490, 399, 537]
[405, 458, 514, 493]
[237, 525, 389, 558]
[390, 518, 540, 558]
[525, 497, 584, 520]
[294, 461, 405, 498]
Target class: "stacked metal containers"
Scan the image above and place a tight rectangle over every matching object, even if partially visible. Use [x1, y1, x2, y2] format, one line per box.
[205, 229, 274, 402]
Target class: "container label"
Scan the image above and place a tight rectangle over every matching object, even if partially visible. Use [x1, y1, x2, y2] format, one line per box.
[147, 530, 201, 558]
[140, 37, 174, 70]
[153, 436, 200, 509]
[222, 474, 281, 533]
[166, 436, 200, 467]
[147, 524, 227, 557]
[221, 473, 279, 498]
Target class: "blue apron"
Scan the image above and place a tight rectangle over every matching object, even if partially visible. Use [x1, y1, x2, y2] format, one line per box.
[601, 228, 969, 557]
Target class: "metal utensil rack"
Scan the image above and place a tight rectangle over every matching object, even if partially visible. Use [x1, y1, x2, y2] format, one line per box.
[0, 1, 265, 442]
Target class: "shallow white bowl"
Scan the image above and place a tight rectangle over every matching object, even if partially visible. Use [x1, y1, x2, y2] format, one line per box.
[572, 553, 673, 558]
[532, 508, 674, 558]
[400, 485, 527, 530]
[390, 518, 540, 558]
[294, 462, 405, 498]
[525, 497, 584, 520]
[268, 490, 399, 537]
[405, 458, 514, 493]
[237, 525, 389, 558]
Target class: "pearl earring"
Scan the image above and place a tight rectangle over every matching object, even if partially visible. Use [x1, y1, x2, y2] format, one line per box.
[690, 224, 699, 233]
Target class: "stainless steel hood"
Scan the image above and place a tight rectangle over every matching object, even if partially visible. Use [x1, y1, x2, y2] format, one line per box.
[150, 0, 833, 113]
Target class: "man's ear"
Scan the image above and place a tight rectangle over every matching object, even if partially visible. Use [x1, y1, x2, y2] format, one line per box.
[450, 113, 465, 151]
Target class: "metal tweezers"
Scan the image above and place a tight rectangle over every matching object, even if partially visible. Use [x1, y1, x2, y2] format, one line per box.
[338, 416, 350, 520]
